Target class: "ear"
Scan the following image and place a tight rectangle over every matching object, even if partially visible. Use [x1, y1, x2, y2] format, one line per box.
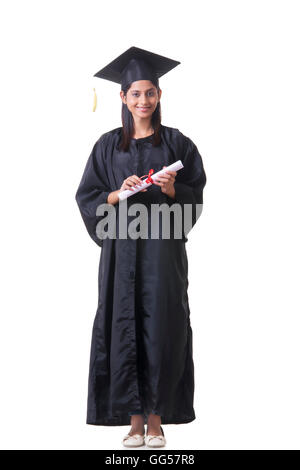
[120, 91, 126, 104]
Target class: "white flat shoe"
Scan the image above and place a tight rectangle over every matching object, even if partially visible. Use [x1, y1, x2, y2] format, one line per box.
[122, 432, 145, 448]
[145, 426, 166, 448]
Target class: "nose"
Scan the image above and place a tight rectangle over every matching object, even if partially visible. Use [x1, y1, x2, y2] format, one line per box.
[139, 94, 151, 106]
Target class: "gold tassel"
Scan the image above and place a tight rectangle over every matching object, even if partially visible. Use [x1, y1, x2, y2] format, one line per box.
[92, 88, 97, 112]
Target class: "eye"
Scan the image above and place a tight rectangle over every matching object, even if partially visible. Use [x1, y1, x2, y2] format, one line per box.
[132, 91, 155, 97]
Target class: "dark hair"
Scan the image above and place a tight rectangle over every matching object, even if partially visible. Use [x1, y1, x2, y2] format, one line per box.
[118, 78, 162, 152]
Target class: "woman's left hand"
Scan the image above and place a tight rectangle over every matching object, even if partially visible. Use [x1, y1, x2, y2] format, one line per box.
[153, 166, 177, 198]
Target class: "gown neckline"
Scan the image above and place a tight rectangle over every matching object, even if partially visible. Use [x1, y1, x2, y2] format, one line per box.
[131, 132, 155, 142]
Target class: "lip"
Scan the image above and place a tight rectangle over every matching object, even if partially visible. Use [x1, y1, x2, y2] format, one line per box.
[137, 107, 150, 110]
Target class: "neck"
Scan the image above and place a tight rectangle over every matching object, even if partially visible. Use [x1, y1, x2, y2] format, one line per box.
[132, 118, 154, 138]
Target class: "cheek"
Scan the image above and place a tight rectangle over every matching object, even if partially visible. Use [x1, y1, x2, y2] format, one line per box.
[127, 101, 136, 110]
[150, 99, 159, 108]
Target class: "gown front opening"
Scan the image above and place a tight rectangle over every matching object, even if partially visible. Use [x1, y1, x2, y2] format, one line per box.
[75, 124, 206, 425]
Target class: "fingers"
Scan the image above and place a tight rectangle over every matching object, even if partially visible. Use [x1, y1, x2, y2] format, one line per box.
[155, 174, 175, 183]
[153, 178, 165, 187]
[161, 174, 175, 180]
[153, 170, 175, 190]
[128, 175, 143, 186]
[163, 166, 177, 177]
[125, 175, 144, 191]
[122, 175, 148, 192]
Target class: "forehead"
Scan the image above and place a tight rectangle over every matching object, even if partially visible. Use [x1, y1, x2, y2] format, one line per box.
[129, 80, 156, 91]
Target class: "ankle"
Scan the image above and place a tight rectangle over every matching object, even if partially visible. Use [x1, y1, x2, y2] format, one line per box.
[147, 414, 161, 427]
[129, 423, 145, 436]
[146, 426, 162, 436]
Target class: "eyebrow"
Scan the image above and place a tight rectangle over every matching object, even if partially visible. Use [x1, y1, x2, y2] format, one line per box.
[131, 88, 155, 92]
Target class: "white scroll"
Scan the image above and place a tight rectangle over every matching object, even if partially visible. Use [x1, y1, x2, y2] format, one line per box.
[118, 160, 184, 201]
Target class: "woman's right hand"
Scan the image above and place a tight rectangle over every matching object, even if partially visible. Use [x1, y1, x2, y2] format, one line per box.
[119, 175, 147, 192]
[107, 174, 147, 205]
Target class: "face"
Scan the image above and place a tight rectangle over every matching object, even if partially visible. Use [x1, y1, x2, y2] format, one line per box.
[120, 80, 162, 119]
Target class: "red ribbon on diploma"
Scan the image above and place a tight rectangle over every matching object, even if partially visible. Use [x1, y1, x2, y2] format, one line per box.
[140, 168, 154, 184]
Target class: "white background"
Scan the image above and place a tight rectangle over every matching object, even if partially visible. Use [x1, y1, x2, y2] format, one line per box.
[0, 0, 299, 450]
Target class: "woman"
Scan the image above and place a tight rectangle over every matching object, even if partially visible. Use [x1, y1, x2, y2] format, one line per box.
[75, 47, 207, 448]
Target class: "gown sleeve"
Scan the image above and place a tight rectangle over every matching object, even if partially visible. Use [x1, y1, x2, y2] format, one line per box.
[168, 131, 207, 238]
[75, 135, 112, 248]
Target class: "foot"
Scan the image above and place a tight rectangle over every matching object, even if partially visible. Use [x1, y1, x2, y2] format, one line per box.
[145, 425, 166, 448]
[128, 426, 145, 436]
[146, 426, 163, 436]
[122, 431, 145, 448]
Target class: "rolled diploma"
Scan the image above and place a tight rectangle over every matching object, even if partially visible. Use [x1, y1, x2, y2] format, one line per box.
[118, 160, 184, 201]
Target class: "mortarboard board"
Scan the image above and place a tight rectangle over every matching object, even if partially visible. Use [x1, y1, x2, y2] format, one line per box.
[92, 46, 180, 111]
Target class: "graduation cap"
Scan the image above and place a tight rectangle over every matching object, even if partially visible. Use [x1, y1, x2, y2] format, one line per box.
[92, 46, 180, 111]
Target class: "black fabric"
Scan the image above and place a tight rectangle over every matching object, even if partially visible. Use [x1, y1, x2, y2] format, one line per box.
[75, 124, 206, 425]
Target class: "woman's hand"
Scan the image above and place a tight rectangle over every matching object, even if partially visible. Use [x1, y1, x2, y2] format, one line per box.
[119, 174, 148, 192]
[153, 166, 177, 198]
[107, 175, 147, 205]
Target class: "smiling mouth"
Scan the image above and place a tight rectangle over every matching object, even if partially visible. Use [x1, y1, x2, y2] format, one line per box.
[137, 107, 150, 109]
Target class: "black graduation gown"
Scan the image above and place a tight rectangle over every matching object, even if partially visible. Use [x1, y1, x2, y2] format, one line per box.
[75, 124, 206, 426]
